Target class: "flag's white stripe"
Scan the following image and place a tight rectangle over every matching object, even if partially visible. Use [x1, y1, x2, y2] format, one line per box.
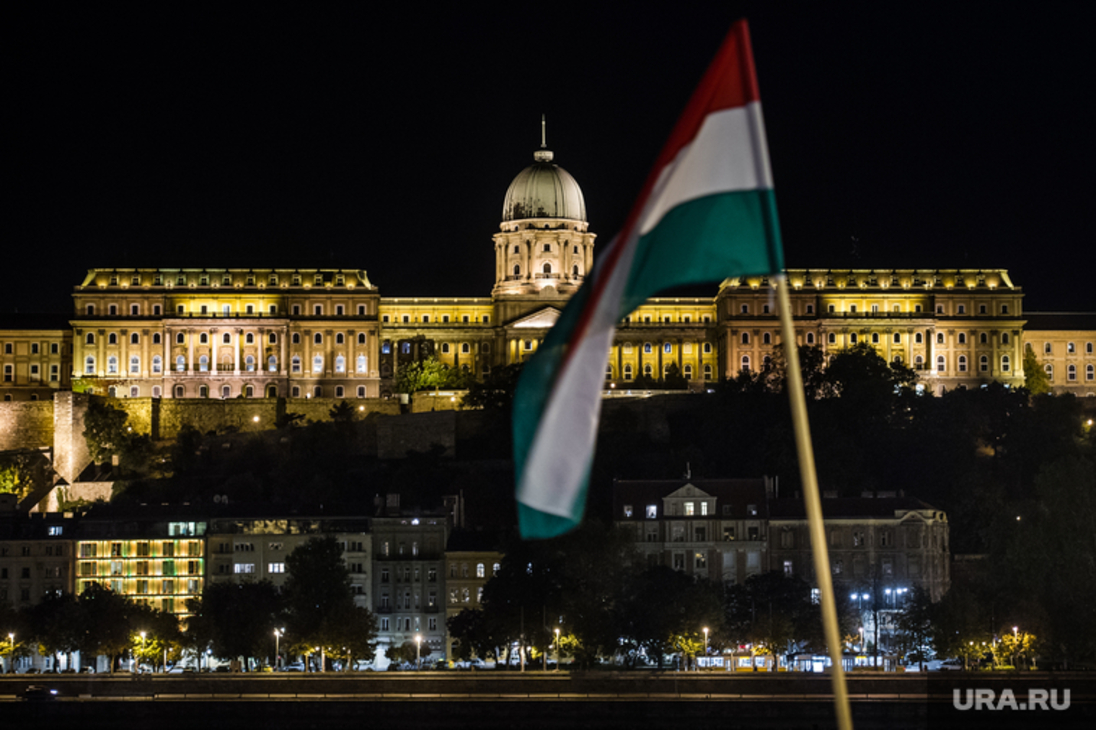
[639, 102, 771, 236]
[516, 231, 641, 517]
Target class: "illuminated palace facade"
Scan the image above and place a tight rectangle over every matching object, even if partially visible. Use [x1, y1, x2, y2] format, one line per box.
[2, 144, 1094, 402]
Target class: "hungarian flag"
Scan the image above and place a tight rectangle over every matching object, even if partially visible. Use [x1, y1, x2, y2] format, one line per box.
[514, 20, 785, 539]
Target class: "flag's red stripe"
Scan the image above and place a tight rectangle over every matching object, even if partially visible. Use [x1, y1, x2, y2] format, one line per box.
[560, 20, 759, 359]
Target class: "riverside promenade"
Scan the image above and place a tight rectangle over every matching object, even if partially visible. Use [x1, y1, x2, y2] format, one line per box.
[3, 671, 1094, 729]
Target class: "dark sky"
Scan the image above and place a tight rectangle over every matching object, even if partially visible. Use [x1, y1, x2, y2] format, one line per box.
[8, 3, 1095, 315]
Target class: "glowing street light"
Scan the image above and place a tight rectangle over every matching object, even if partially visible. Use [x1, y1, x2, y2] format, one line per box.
[415, 634, 422, 670]
[140, 631, 146, 673]
[703, 627, 709, 670]
[7, 633, 13, 674]
[274, 628, 283, 670]
[554, 628, 561, 671]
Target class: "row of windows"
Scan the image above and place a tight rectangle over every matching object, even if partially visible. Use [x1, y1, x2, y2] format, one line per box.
[1045, 363, 1095, 382]
[624, 314, 713, 324]
[509, 262, 581, 277]
[1, 342, 62, 355]
[610, 363, 713, 380]
[381, 314, 490, 324]
[84, 331, 371, 347]
[3, 363, 60, 382]
[622, 342, 714, 355]
[1040, 341, 1093, 355]
[103, 272, 355, 287]
[100, 383, 374, 399]
[85, 301, 370, 316]
[84, 353, 370, 375]
[378, 616, 438, 633]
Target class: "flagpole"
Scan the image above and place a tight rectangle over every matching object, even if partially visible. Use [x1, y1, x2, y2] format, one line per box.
[774, 274, 853, 730]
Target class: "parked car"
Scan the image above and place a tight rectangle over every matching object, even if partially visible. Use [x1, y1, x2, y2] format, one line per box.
[938, 658, 964, 671]
[20, 685, 58, 702]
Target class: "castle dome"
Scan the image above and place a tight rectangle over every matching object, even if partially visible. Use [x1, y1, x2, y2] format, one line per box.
[501, 148, 587, 223]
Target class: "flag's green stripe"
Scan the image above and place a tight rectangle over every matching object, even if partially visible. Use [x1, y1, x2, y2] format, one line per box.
[620, 189, 783, 315]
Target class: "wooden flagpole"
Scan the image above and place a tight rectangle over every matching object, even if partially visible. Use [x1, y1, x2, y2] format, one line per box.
[774, 274, 854, 730]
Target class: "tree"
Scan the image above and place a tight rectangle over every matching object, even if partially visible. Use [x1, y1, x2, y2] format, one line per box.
[0, 452, 37, 502]
[72, 582, 136, 673]
[29, 592, 82, 671]
[187, 581, 281, 667]
[893, 587, 934, 670]
[82, 398, 133, 465]
[282, 537, 359, 653]
[321, 604, 378, 671]
[396, 357, 470, 394]
[620, 566, 723, 669]
[725, 572, 822, 667]
[385, 640, 421, 667]
[328, 399, 356, 423]
[1022, 347, 1051, 395]
[822, 342, 917, 412]
[461, 363, 524, 412]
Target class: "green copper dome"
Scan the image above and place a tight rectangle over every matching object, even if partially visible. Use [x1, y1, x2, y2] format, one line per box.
[501, 149, 587, 223]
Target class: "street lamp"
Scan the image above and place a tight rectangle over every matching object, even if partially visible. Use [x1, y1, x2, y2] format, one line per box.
[139, 631, 146, 674]
[7, 633, 13, 674]
[702, 627, 709, 671]
[554, 628, 561, 671]
[274, 629, 283, 670]
[415, 634, 422, 671]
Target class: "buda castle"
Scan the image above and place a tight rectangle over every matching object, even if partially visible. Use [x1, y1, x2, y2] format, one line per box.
[2, 145, 1094, 404]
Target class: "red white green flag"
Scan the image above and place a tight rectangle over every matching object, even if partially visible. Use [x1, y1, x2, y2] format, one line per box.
[514, 20, 785, 539]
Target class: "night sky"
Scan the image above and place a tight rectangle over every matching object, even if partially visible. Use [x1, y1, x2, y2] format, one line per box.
[8, 3, 1094, 315]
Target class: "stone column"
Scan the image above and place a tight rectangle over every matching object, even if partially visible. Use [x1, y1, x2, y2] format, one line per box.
[187, 330, 194, 373]
[234, 329, 242, 375]
[211, 329, 218, 373]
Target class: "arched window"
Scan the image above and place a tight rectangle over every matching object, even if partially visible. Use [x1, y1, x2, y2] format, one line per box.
[936, 333, 944, 344]
[107, 356, 118, 374]
[461, 343, 471, 354]
[981, 333, 989, 344]
[958, 333, 966, 344]
[915, 333, 923, 344]
[335, 386, 344, 398]
[292, 333, 300, 344]
[741, 355, 751, 371]
[129, 356, 140, 374]
[108, 386, 116, 397]
[1002, 333, 1010, 345]
[357, 355, 367, 373]
[176, 332, 185, 344]
[313, 386, 322, 398]
[806, 332, 816, 345]
[683, 365, 693, 380]
[335, 333, 344, 345]
[264, 355, 275, 372]
[513, 264, 520, 277]
[850, 333, 858, 344]
[763, 333, 771, 345]
[199, 385, 209, 398]
[152, 356, 162, 374]
[198, 355, 209, 372]
[84, 356, 95, 374]
[312, 355, 323, 373]
[958, 355, 967, 372]
[543, 263, 552, 274]
[1087, 364, 1094, 381]
[936, 355, 946, 372]
[741, 332, 750, 345]
[199, 333, 208, 344]
[314, 333, 323, 345]
[244, 385, 254, 398]
[703, 342, 713, 353]
[624, 364, 633, 380]
[174, 385, 185, 398]
[152, 333, 161, 345]
[245, 355, 255, 372]
[828, 333, 837, 345]
[663, 342, 672, 354]
[357, 333, 366, 345]
[1045, 363, 1053, 380]
[894, 333, 901, 344]
[335, 355, 346, 373]
[290, 356, 301, 373]
[108, 333, 117, 345]
[871, 333, 879, 344]
[572, 265, 579, 277]
[643, 364, 653, 377]
[357, 386, 366, 398]
[980, 355, 989, 372]
[704, 364, 713, 380]
[268, 333, 277, 344]
[441, 343, 451, 354]
[245, 333, 254, 344]
[130, 333, 140, 345]
[176, 355, 186, 372]
[86, 332, 95, 345]
[1001, 355, 1011, 372]
[221, 385, 231, 398]
[914, 355, 924, 370]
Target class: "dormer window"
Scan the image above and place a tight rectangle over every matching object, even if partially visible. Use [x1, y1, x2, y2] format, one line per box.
[646, 505, 657, 519]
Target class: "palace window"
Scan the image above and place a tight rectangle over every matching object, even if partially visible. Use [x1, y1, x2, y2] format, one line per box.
[980, 355, 989, 372]
[936, 355, 946, 372]
[828, 333, 836, 344]
[1067, 364, 1076, 381]
[268, 356, 277, 372]
[245, 355, 255, 372]
[336, 333, 344, 344]
[663, 342, 672, 353]
[198, 355, 208, 372]
[958, 355, 967, 372]
[335, 355, 346, 373]
[314, 333, 323, 344]
[245, 333, 254, 344]
[85, 356, 95, 374]
[937, 332, 945, 344]
[130, 356, 140, 374]
[741, 332, 750, 345]
[958, 332, 966, 344]
[199, 333, 208, 344]
[291, 356, 301, 373]
[176, 355, 186, 372]
[1086, 364, 1094, 381]
[741, 355, 751, 371]
[915, 333, 923, 344]
[108, 333, 117, 345]
[703, 342, 712, 353]
[107, 356, 118, 374]
[312, 356, 323, 373]
[357, 355, 367, 372]
[643, 342, 653, 354]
